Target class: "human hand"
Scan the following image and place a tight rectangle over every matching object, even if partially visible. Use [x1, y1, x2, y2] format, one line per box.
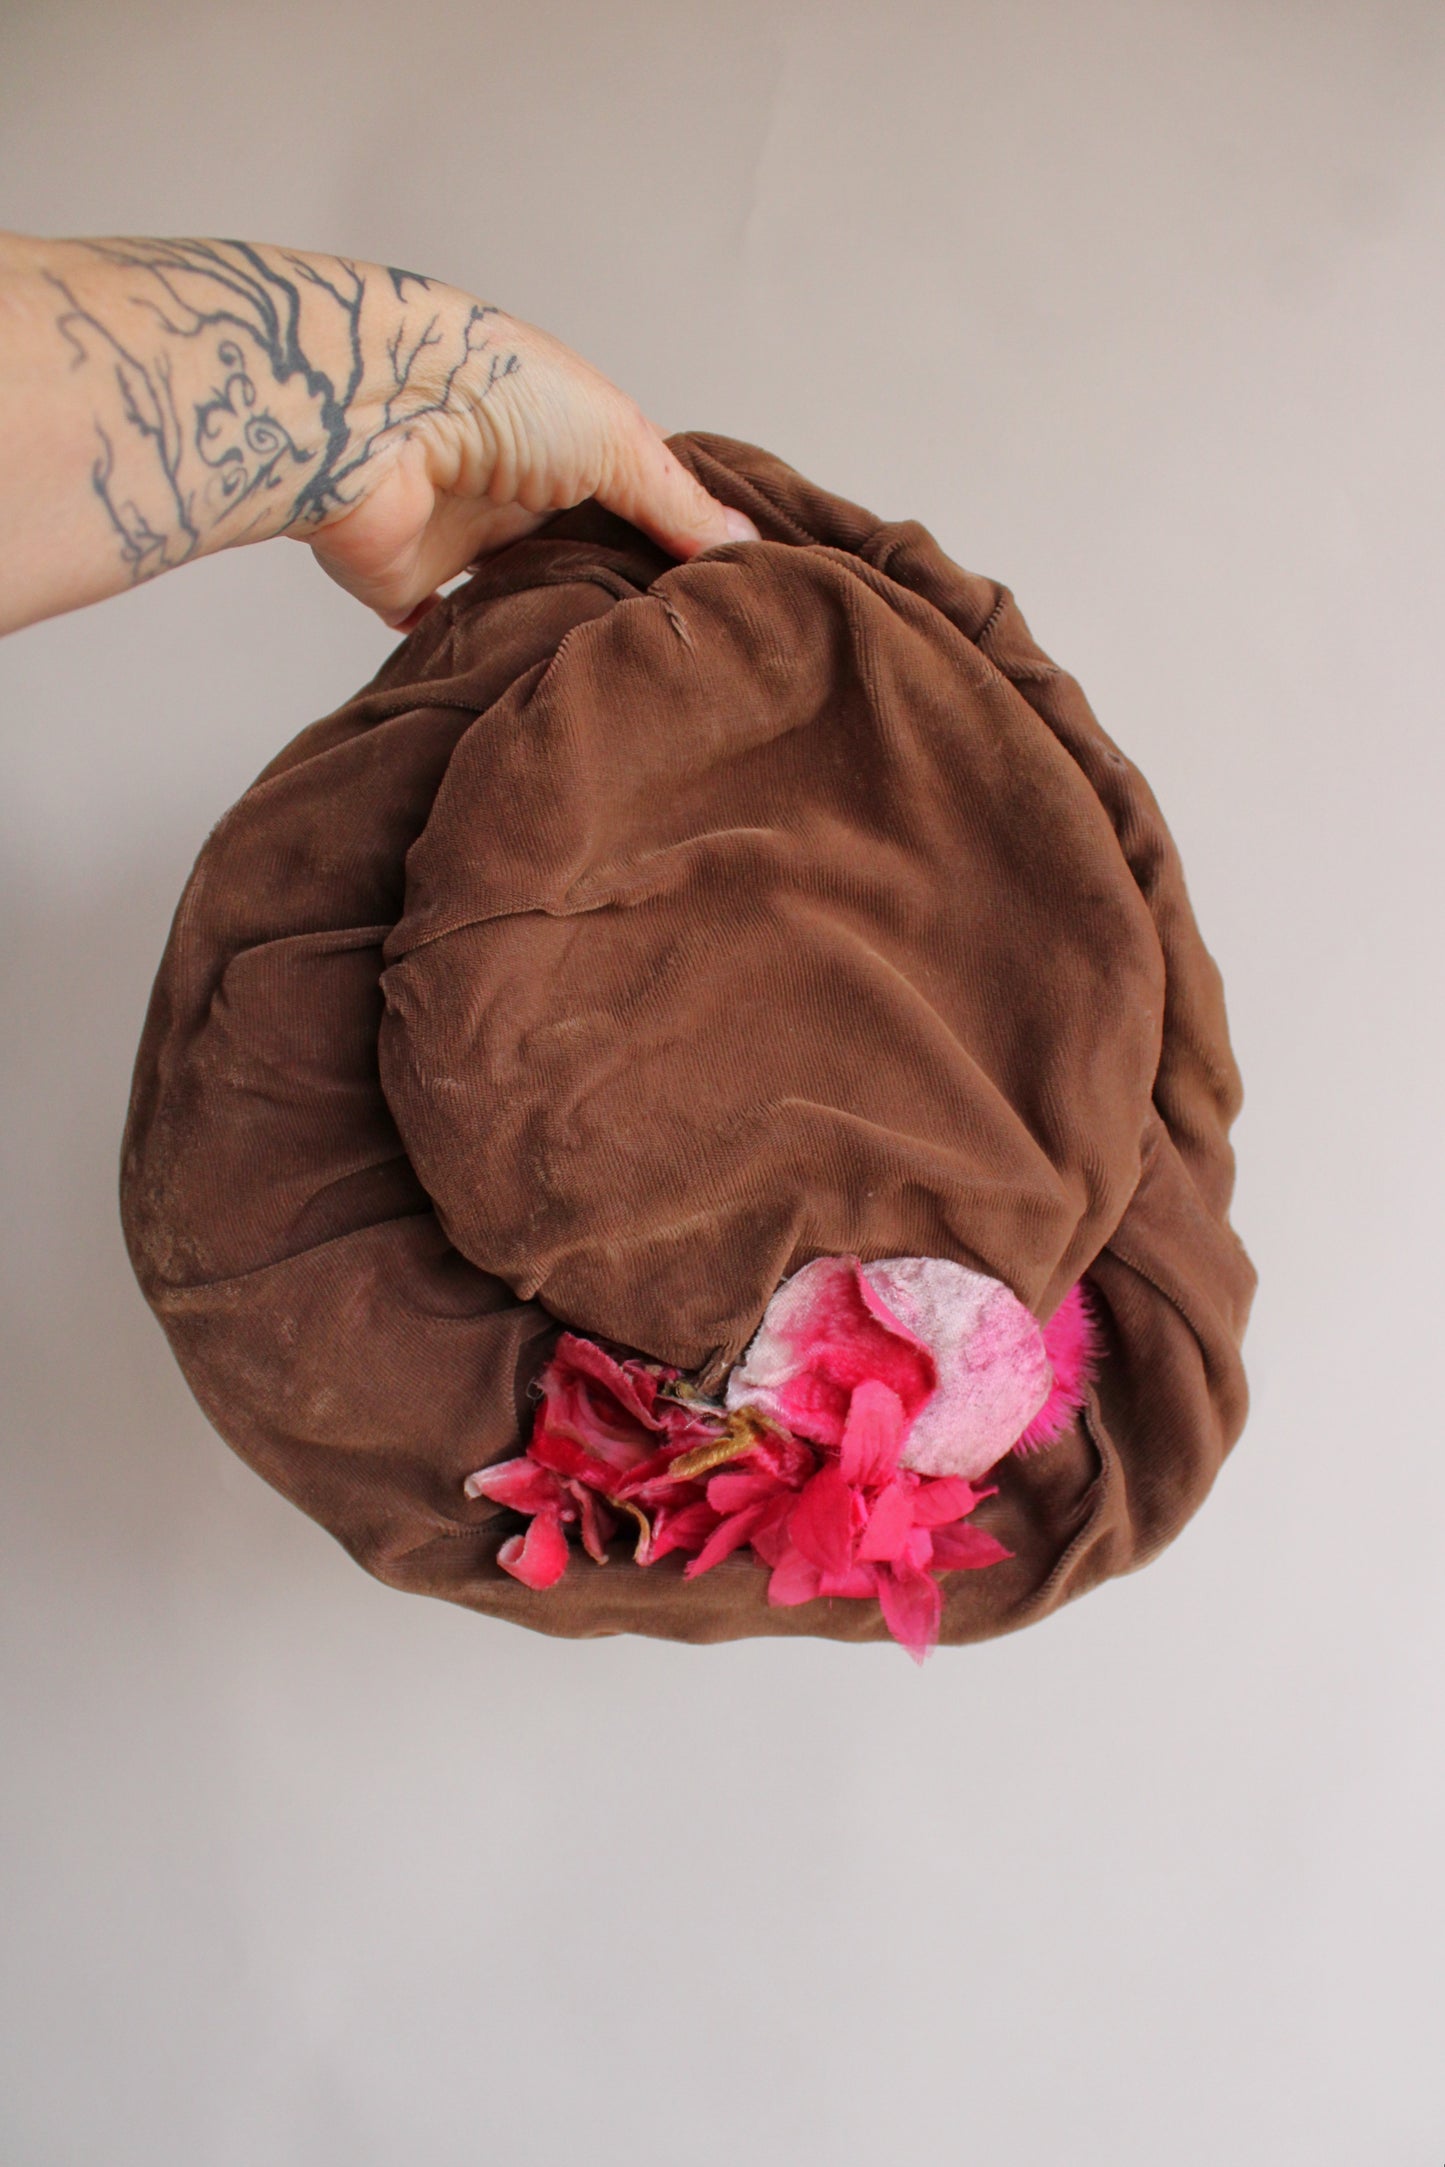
[299, 297, 762, 633]
[0, 235, 760, 640]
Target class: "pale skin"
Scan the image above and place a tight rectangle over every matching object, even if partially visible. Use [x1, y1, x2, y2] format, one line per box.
[0, 230, 761, 640]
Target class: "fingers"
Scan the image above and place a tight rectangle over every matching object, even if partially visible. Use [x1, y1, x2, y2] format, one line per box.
[598, 405, 761, 561]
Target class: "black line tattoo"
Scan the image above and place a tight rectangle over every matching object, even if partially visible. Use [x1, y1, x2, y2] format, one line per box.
[45, 238, 522, 586]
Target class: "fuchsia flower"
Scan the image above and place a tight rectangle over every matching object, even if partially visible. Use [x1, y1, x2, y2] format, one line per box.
[687, 1374, 1010, 1663]
[461, 1256, 1104, 1660]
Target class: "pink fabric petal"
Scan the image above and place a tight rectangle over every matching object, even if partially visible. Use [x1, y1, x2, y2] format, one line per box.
[1014, 1279, 1106, 1454]
[787, 1462, 865, 1575]
[748, 1495, 802, 1567]
[899, 1524, 934, 1570]
[875, 1561, 943, 1664]
[909, 1475, 982, 1527]
[462, 1455, 567, 1513]
[856, 1477, 918, 1562]
[766, 1548, 824, 1607]
[495, 1510, 571, 1590]
[817, 1560, 882, 1599]
[706, 1467, 788, 1513]
[723, 1254, 937, 1448]
[928, 1522, 1014, 1570]
[838, 1377, 908, 1489]
[682, 1502, 772, 1580]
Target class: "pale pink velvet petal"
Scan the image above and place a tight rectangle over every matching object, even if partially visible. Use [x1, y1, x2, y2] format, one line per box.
[862, 1255, 1055, 1482]
[462, 1455, 567, 1512]
[1013, 1279, 1106, 1454]
[723, 1254, 936, 1448]
[838, 1377, 907, 1489]
[856, 1476, 917, 1562]
[875, 1562, 943, 1663]
[495, 1510, 572, 1590]
[767, 1548, 825, 1607]
[787, 1462, 865, 1575]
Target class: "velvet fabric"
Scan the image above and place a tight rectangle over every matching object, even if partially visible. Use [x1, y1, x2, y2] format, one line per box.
[119, 431, 1258, 1647]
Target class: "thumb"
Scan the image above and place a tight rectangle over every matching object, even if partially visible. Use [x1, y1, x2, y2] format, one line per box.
[601, 410, 762, 560]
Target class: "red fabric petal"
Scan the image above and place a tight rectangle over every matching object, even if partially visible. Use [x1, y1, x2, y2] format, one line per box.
[548, 1332, 670, 1431]
[787, 1461, 865, 1575]
[567, 1481, 618, 1564]
[928, 1523, 1015, 1570]
[495, 1511, 571, 1590]
[612, 1442, 710, 1496]
[875, 1561, 943, 1663]
[747, 1430, 820, 1486]
[528, 1422, 636, 1495]
[462, 1455, 567, 1513]
[648, 1499, 720, 1562]
[622, 1469, 711, 1508]
[529, 1334, 690, 1479]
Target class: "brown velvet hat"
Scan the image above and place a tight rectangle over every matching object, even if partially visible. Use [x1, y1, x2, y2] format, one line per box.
[119, 431, 1258, 1650]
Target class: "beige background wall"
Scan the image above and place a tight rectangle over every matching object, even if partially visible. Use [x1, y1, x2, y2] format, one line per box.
[2, 3, 1442, 2160]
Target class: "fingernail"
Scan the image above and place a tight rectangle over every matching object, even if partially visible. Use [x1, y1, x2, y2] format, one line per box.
[722, 508, 762, 543]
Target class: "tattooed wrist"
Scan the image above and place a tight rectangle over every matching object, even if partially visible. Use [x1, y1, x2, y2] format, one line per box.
[28, 236, 522, 585]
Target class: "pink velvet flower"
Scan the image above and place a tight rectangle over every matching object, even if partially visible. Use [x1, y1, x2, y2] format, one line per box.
[724, 1254, 1102, 1479]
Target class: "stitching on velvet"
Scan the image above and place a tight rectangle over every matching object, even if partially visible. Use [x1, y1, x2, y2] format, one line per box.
[1102, 1235, 1218, 1363]
[1028, 1388, 1118, 1611]
[976, 589, 1011, 647]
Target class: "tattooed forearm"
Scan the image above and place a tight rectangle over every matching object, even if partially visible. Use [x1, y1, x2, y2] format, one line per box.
[32, 236, 521, 588]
